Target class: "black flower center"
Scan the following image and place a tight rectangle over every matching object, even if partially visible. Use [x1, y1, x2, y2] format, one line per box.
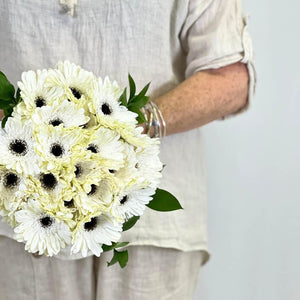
[64, 199, 74, 208]
[50, 143, 64, 157]
[3, 172, 20, 189]
[70, 87, 82, 99]
[35, 97, 46, 107]
[79, 123, 88, 129]
[40, 216, 53, 228]
[84, 217, 97, 231]
[49, 119, 63, 127]
[74, 164, 82, 178]
[9, 139, 28, 156]
[101, 103, 112, 115]
[87, 184, 97, 196]
[87, 144, 98, 153]
[40, 173, 57, 190]
[120, 195, 128, 205]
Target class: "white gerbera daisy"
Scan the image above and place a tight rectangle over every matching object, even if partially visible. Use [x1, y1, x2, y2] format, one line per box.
[0, 168, 27, 197]
[32, 99, 89, 128]
[0, 118, 40, 175]
[71, 213, 122, 257]
[75, 177, 115, 214]
[112, 143, 139, 188]
[89, 76, 138, 127]
[14, 199, 72, 256]
[35, 125, 84, 171]
[121, 125, 153, 148]
[46, 61, 96, 101]
[71, 159, 104, 192]
[86, 126, 124, 169]
[17, 69, 63, 115]
[31, 172, 67, 202]
[135, 138, 163, 187]
[112, 186, 155, 219]
[0, 167, 27, 221]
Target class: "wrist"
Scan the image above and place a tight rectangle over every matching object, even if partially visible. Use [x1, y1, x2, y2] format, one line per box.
[141, 101, 166, 139]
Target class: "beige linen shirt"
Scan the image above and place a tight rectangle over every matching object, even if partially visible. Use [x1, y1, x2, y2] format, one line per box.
[0, 0, 255, 264]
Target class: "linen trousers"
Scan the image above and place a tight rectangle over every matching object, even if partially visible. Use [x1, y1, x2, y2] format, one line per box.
[0, 236, 203, 300]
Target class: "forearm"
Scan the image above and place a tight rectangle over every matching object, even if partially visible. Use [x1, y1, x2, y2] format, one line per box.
[153, 62, 249, 136]
[0, 63, 249, 132]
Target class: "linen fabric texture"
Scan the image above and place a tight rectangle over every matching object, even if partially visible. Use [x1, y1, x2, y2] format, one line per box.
[0, 0, 256, 264]
[0, 236, 204, 300]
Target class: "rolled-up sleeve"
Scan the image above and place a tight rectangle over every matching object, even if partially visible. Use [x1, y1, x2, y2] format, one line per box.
[180, 0, 257, 120]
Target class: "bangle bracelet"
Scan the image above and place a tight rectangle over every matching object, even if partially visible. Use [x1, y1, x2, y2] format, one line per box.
[150, 101, 166, 138]
[141, 101, 166, 139]
[149, 101, 160, 138]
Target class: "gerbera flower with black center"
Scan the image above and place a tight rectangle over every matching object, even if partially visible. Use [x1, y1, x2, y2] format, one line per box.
[32, 99, 89, 128]
[0, 118, 40, 175]
[75, 177, 115, 214]
[112, 143, 139, 188]
[88, 76, 138, 129]
[22, 171, 71, 216]
[111, 185, 156, 220]
[45, 61, 96, 102]
[86, 126, 124, 170]
[71, 159, 104, 193]
[0, 166, 28, 226]
[71, 213, 122, 257]
[35, 125, 84, 172]
[16, 69, 63, 118]
[38, 172, 66, 198]
[14, 199, 72, 256]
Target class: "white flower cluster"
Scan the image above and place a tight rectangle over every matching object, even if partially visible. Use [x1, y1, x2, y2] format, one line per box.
[0, 61, 162, 257]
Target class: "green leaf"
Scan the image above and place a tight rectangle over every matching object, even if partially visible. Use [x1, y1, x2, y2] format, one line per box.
[102, 241, 129, 252]
[128, 95, 149, 109]
[122, 216, 140, 231]
[129, 106, 147, 124]
[107, 249, 129, 268]
[128, 82, 150, 104]
[0, 71, 15, 102]
[136, 111, 147, 124]
[3, 103, 13, 115]
[1, 115, 9, 128]
[119, 88, 128, 107]
[137, 82, 150, 100]
[107, 250, 119, 266]
[15, 88, 21, 103]
[146, 188, 183, 211]
[128, 74, 136, 100]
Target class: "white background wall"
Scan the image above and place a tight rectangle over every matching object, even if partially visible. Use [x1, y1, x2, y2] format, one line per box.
[194, 1, 300, 299]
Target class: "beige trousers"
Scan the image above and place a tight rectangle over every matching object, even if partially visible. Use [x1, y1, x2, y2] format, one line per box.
[0, 236, 203, 300]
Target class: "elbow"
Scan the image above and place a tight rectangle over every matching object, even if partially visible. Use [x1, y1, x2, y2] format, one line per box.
[205, 62, 250, 113]
[231, 62, 250, 113]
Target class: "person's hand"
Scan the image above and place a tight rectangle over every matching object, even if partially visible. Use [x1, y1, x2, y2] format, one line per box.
[0, 110, 4, 121]
[137, 122, 155, 138]
[137, 123, 147, 134]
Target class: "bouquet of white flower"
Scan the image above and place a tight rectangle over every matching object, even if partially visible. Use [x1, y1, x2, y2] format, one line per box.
[0, 61, 182, 267]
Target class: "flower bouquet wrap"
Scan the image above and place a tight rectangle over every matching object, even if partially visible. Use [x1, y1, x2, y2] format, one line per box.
[0, 61, 182, 267]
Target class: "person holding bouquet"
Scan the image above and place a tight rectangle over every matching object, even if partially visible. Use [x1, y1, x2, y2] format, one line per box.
[0, 0, 255, 299]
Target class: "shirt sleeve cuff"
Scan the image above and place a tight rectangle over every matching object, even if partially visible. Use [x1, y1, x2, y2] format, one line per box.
[218, 15, 257, 121]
